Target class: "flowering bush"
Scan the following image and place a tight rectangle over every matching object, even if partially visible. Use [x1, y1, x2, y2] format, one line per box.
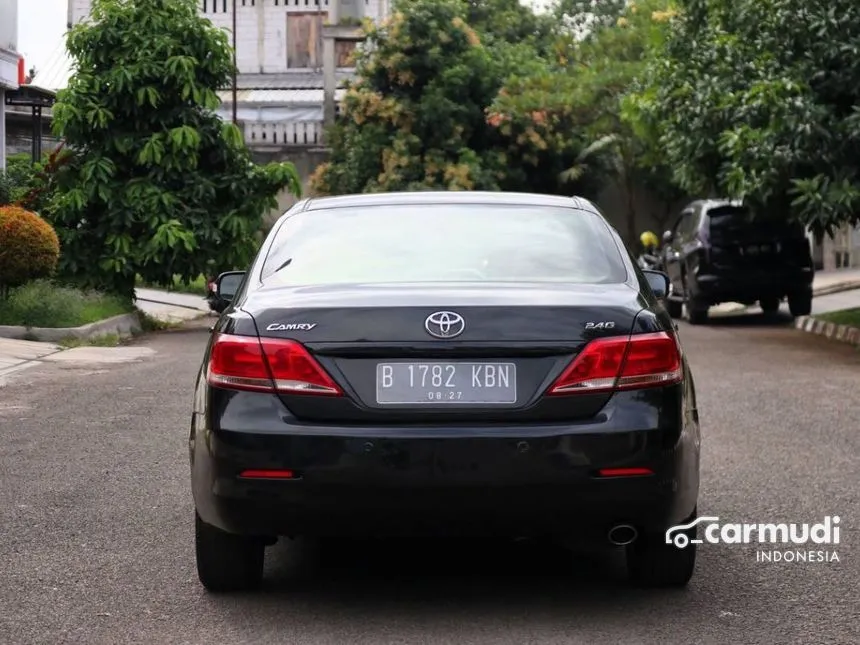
[0, 205, 60, 297]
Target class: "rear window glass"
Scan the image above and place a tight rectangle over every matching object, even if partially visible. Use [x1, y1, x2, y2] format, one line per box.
[708, 206, 806, 238]
[260, 203, 628, 286]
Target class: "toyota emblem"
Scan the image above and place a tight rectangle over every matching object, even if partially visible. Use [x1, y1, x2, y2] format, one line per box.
[424, 311, 465, 339]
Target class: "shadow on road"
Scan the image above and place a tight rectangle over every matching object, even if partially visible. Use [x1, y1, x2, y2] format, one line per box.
[691, 310, 795, 328]
[209, 537, 690, 611]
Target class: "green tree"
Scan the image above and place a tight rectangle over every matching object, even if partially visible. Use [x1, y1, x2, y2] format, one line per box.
[630, 0, 860, 234]
[313, 0, 506, 195]
[312, 0, 611, 198]
[490, 0, 684, 242]
[48, 0, 300, 300]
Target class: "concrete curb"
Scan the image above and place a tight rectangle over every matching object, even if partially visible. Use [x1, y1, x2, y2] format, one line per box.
[795, 316, 860, 347]
[0, 313, 142, 343]
[812, 280, 860, 297]
[135, 296, 209, 312]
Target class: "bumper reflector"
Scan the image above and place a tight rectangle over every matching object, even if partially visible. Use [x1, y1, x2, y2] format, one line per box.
[597, 467, 654, 477]
[239, 469, 297, 479]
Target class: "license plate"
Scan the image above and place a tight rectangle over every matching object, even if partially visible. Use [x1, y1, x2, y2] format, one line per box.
[375, 362, 517, 405]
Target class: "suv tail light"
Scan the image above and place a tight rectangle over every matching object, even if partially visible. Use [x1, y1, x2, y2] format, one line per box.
[548, 331, 682, 395]
[207, 333, 342, 395]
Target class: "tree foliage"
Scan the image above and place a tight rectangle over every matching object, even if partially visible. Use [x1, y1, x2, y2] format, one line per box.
[490, 0, 684, 240]
[629, 0, 860, 234]
[312, 0, 610, 198]
[48, 0, 301, 299]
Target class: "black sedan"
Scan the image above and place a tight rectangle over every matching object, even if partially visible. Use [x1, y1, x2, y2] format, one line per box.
[190, 191, 702, 592]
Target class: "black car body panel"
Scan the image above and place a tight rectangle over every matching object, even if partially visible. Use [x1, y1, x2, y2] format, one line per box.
[190, 191, 700, 543]
[663, 199, 814, 305]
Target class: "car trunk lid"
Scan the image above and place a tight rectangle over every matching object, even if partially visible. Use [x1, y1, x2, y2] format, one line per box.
[244, 282, 645, 423]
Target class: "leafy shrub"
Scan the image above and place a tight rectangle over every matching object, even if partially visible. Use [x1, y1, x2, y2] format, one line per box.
[0, 153, 43, 208]
[0, 205, 61, 295]
[0, 280, 132, 328]
[0, 171, 12, 206]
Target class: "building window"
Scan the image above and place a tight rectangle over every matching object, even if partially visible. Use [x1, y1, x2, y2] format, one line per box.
[201, 0, 229, 12]
[286, 13, 323, 69]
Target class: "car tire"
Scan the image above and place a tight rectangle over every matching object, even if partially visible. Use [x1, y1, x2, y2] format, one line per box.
[626, 514, 698, 588]
[195, 512, 265, 592]
[759, 297, 780, 315]
[686, 302, 709, 325]
[683, 274, 709, 325]
[788, 290, 812, 317]
[666, 298, 683, 319]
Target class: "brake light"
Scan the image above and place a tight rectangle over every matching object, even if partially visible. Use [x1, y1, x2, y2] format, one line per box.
[548, 331, 682, 395]
[207, 333, 342, 395]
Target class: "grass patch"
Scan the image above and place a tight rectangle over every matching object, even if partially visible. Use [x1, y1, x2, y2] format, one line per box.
[58, 333, 123, 348]
[815, 307, 860, 327]
[135, 274, 208, 296]
[0, 280, 134, 328]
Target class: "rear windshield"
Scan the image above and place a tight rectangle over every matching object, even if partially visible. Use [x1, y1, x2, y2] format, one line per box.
[260, 203, 628, 286]
[708, 205, 806, 239]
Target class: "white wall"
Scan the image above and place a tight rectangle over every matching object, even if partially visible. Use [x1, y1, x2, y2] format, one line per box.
[69, 0, 387, 74]
[0, 0, 17, 51]
[0, 0, 18, 170]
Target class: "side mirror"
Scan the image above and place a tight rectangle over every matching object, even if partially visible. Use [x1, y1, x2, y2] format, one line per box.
[662, 230, 673, 245]
[642, 269, 670, 299]
[216, 271, 245, 302]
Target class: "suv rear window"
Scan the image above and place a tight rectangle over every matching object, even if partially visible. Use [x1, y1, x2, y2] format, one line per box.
[260, 203, 628, 286]
[707, 205, 806, 240]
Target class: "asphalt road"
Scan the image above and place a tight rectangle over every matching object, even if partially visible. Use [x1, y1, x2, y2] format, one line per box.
[1, 313, 858, 645]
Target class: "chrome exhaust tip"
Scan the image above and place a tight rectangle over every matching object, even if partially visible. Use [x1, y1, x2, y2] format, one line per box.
[608, 524, 638, 546]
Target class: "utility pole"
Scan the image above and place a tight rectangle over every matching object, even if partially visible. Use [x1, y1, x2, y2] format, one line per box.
[232, 0, 238, 124]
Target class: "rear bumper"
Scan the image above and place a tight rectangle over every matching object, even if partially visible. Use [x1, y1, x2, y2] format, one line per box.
[190, 389, 700, 540]
[693, 267, 813, 302]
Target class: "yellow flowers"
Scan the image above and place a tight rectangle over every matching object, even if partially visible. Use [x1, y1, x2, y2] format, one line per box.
[443, 163, 475, 190]
[451, 16, 481, 46]
[651, 8, 678, 22]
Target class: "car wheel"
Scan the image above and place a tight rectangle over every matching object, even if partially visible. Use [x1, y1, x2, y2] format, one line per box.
[195, 512, 265, 592]
[684, 276, 709, 325]
[788, 290, 812, 317]
[686, 302, 709, 325]
[626, 513, 698, 588]
[665, 298, 683, 319]
[759, 297, 780, 315]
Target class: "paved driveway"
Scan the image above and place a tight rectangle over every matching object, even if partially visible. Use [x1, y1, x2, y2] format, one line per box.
[1, 316, 857, 644]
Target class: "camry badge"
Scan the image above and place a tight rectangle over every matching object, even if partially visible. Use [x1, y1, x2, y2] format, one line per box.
[266, 322, 317, 331]
[424, 311, 465, 339]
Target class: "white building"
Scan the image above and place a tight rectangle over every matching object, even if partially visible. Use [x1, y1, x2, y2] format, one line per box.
[63, 0, 392, 150]
[0, 0, 21, 169]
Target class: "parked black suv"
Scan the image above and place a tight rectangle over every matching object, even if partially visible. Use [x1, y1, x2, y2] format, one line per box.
[661, 200, 814, 324]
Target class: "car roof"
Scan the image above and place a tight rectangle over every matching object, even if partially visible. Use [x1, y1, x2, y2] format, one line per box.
[686, 198, 745, 212]
[302, 191, 596, 212]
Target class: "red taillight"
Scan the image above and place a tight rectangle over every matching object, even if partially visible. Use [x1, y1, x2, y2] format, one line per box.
[239, 469, 296, 479]
[207, 333, 342, 395]
[597, 467, 654, 477]
[548, 331, 682, 395]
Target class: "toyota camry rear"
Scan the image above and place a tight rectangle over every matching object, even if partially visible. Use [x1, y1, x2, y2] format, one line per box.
[189, 191, 701, 592]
